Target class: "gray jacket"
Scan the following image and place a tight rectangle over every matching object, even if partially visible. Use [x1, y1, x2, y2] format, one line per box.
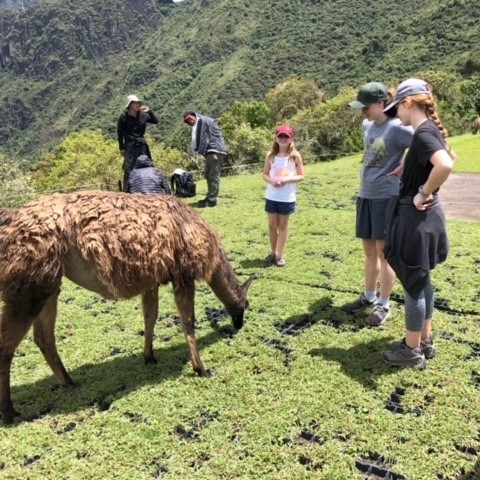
[192, 113, 227, 156]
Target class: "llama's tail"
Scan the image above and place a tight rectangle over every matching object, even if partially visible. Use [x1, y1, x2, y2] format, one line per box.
[0, 208, 16, 226]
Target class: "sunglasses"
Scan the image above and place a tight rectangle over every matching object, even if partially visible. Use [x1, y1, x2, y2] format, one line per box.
[277, 134, 291, 139]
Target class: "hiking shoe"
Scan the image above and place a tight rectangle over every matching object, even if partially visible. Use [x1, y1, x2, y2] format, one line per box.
[276, 257, 286, 267]
[421, 337, 436, 360]
[390, 337, 436, 360]
[263, 253, 277, 265]
[365, 304, 391, 327]
[198, 198, 217, 207]
[382, 342, 426, 369]
[342, 295, 375, 313]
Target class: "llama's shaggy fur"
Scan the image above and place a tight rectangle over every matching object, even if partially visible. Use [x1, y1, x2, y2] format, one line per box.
[0, 191, 253, 424]
[0, 209, 15, 227]
[472, 117, 480, 134]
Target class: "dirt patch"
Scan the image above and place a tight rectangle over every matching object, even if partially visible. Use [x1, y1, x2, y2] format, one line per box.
[440, 173, 480, 222]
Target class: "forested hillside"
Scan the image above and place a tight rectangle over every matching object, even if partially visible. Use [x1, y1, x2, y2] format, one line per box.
[0, 0, 479, 160]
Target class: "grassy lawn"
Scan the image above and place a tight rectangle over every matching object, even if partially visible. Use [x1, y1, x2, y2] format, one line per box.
[1, 144, 479, 479]
[449, 134, 480, 173]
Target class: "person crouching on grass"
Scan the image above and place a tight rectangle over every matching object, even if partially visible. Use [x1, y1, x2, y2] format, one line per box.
[262, 124, 304, 267]
[381, 78, 455, 369]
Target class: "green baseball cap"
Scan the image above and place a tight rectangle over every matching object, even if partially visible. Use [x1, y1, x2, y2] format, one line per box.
[349, 82, 389, 109]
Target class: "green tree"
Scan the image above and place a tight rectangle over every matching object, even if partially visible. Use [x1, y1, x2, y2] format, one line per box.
[222, 124, 272, 169]
[265, 76, 326, 123]
[292, 87, 363, 162]
[458, 75, 480, 121]
[149, 140, 194, 174]
[0, 155, 36, 208]
[220, 101, 272, 135]
[32, 130, 120, 193]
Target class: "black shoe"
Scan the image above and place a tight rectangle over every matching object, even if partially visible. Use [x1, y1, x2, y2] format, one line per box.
[204, 199, 217, 207]
[197, 198, 209, 208]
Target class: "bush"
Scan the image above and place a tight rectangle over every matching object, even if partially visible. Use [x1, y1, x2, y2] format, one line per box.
[265, 76, 326, 123]
[222, 123, 272, 170]
[32, 130, 120, 193]
[0, 156, 36, 208]
[292, 87, 363, 162]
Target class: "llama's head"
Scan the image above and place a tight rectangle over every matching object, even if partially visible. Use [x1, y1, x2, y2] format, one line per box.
[227, 274, 256, 329]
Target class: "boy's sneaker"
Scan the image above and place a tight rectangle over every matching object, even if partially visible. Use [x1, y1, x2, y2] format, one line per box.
[276, 257, 286, 267]
[342, 295, 375, 313]
[365, 305, 391, 327]
[420, 337, 436, 359]
[382, 341, 426, 369]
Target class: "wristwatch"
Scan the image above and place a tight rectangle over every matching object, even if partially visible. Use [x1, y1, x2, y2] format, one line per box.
[418, 185, 430, 198]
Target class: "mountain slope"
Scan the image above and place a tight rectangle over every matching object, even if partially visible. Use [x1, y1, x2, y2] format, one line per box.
[0, 0, 479, 160]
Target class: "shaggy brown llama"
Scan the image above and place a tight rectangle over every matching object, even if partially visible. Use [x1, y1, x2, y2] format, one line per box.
[0, 191, 254, 424]
[472, 117, 480, 134]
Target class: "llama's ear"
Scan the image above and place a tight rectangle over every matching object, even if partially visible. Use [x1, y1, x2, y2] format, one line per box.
[242, 274, 257, 294]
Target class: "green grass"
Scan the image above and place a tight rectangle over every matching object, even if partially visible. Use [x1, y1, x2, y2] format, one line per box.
[449, 134, 480, 173]
[0, 155, 479, 479]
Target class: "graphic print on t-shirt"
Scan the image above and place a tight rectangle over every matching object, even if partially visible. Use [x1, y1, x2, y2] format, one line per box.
[270, 158, 290, 180]
[364, 136, 387, 167]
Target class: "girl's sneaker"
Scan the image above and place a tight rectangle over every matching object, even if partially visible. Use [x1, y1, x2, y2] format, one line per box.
[382, 342, 426, 369]
[389, 337, 436, 360]
[276, 257, 286, 267]
[263, 253, 277, 264]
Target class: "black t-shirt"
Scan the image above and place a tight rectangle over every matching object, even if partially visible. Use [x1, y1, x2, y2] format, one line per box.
[400, 120, 445, 198]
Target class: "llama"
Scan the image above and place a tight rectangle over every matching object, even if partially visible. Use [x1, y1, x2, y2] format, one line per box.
[0, 191, 254, 424]
[472, 117, 480, 134]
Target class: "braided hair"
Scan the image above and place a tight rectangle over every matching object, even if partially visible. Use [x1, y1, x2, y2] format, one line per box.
[402, 92, 452, 153]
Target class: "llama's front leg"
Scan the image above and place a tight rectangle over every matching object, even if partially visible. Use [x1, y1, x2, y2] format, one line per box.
[173, 280, 210, 377]
[33, 291, 75, 387]
[1, 302, 38, 424]
[141, 287, 159, 364]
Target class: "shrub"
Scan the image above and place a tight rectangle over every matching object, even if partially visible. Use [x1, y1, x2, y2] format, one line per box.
[292, 87, 363, 162]
[0, 156, 36, 208]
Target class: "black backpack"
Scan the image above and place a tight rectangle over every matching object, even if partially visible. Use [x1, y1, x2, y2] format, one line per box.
[170, 169, 196, 198]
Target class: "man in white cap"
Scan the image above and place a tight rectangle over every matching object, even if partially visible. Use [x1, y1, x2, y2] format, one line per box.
[117, 94, 159, 191]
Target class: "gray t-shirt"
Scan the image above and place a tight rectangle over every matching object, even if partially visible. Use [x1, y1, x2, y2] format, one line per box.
[359, 118, 414, 199]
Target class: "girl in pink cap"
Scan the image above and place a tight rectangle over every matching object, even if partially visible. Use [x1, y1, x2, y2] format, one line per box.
[262, 124, 304, 267]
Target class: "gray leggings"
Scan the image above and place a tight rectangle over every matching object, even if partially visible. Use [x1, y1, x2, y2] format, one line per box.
[404, 275, 435, 332]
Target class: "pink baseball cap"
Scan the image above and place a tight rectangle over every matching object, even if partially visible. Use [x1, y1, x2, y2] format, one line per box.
[275, 124, 295, 138]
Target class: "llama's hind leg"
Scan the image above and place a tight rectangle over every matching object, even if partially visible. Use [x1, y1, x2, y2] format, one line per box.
[173, 280, 210, 377]
[0, 299, 41, 424]
[142, 287, 159, 364]
[33, 291, 75, 387]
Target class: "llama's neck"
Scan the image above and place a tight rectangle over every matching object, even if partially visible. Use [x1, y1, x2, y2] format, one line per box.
[209, 256, 244, 311]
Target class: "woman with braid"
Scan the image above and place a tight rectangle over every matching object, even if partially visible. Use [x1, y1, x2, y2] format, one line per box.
[381, 78, 455, 369]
